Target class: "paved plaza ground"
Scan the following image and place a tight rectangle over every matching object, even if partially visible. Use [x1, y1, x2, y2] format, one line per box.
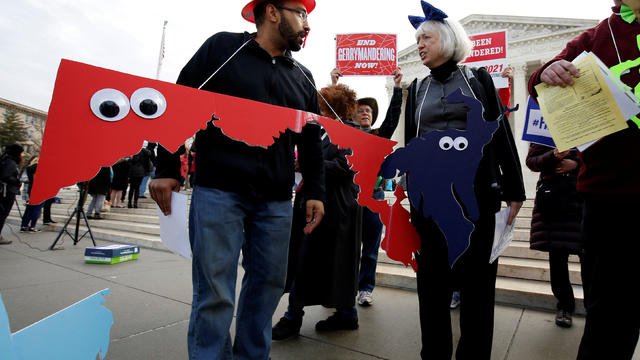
[1, 224, 638, 359]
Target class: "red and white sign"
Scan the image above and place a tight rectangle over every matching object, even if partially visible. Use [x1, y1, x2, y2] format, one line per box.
[336, 33, 397, 76]
[462, 30, 509, 88]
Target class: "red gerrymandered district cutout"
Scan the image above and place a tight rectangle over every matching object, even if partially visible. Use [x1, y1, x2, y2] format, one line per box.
[31, 60, 421, 271]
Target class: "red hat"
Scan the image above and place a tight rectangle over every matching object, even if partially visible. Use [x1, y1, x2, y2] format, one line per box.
[242, 0, 316, 23]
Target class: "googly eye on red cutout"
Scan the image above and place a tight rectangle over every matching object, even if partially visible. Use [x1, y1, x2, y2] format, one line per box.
[130, 88, 167, 119]
[90, 89, 130, 121]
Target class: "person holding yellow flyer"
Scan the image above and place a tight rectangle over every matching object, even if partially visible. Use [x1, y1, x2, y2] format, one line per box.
[534, 53, 629, 152]
[529, 1, 640, 359]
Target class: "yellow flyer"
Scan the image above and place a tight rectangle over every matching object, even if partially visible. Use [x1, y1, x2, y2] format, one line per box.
[534, 53, 628, 152]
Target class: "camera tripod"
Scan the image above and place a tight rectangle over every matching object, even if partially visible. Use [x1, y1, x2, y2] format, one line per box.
[49, 183, 96, 250]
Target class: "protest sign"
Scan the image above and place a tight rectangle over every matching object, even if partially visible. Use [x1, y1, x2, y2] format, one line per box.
[336, 33, 397, 76]
[462, 30, 508, 88]
[522, 96, 556, 147]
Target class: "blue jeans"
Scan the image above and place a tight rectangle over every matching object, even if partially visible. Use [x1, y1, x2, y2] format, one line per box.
[358, 190, 384, 292]
[21, 204, 42, 228]
[188, 186, 292, 360]
[139, 167, 155, 196]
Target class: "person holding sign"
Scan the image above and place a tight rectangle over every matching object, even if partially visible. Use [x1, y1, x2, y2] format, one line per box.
[529, 1, 640, 359]
[403, 2, 525, 359]
[331, 66, 404, 307]
[150, 1, 325, 358]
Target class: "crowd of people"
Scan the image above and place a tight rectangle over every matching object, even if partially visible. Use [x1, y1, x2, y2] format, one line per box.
[84, 142, 158, 219]
[145, 0, 636, 358]
[144, 0, 515, 359]
[1, 0, 638, 359]
[0, 142, 159, 234]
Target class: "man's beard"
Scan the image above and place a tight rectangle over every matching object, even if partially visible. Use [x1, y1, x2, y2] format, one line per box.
[278, 15, 306, 51]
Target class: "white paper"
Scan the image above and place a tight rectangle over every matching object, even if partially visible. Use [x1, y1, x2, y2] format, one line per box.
[490, 206, 514, 264]
[157, 192, 191, 259]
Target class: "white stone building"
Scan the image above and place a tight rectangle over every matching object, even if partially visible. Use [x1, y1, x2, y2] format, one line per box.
[0, 97, 47, 156]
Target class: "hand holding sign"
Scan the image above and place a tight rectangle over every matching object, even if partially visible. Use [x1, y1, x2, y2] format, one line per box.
[330, 68, 342, 85]
[393, 66, 403, 87]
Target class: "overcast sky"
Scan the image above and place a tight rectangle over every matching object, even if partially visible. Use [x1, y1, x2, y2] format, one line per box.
[0, 0, 611, 115]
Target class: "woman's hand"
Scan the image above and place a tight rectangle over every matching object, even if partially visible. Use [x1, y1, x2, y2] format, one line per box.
[393, 66, 403, 87]
[506, 201, 523, 226]
[303, 200, 325, 234]
[553, 149, 569, 159]
[330, 68, 342, 85]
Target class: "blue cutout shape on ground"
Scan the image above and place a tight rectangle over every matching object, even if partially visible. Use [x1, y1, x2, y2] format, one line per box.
[381, 89, 499, 266]
[0, 289, 113, 360]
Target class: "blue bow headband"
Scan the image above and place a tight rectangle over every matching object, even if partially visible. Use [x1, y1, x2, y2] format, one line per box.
[408, 1, 448, 29]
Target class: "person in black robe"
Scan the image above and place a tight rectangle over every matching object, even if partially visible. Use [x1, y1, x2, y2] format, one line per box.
[110, 157, 130, 208]
[272, 83, 362, 339]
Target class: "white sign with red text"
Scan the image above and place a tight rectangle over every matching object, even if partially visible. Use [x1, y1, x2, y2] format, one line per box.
[462, 30, 508, 89]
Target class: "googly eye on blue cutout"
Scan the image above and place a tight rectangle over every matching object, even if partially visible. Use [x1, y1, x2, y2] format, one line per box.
[130, 88, 167, 119]
[439, 136, 453, 150]
[90, 89, 130, 121]
[453, 137, 468, 151]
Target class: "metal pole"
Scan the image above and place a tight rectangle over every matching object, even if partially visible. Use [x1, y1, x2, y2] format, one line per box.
[155, 20, 168, 80]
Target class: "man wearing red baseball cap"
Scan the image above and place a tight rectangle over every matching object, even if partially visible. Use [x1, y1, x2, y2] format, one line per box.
[150, 1, 324, 359]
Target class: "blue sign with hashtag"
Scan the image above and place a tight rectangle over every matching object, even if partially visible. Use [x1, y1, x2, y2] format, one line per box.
[522, 96, 556, 147]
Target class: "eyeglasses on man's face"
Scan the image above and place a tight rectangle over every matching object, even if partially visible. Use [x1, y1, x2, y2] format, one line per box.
[276, 6, 308, 22]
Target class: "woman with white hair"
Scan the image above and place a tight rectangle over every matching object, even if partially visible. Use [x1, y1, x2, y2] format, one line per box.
[402, 2, 525, 359]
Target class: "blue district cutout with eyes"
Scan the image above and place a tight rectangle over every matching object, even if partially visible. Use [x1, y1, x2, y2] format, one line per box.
[381, 89, 499, 267]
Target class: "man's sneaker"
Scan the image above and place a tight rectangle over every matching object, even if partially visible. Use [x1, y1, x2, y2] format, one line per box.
[20, 227, 28, 233]
[555, 310, 573, 328]
[28, 227, 40, 232]
[450, 291, 461, 309]
[272, 317, 302, 340]
[0, 237, 12, 245]
[357, 291, 374, 306]
[43, 220, 57, 225]
[315, 313, 358, 332]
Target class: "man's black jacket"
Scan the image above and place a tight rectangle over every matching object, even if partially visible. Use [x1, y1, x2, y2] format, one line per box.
[156, 32, 325, 202]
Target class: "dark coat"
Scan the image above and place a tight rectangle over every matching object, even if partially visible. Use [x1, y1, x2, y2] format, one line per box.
[128, 149, 151, 178]
[156, 31, 325, 203]
[0, 154, 21, 196]
[285, 137, 362, 308]
[24, 163, 37, 198]
[88, 167, 111, 196]
[526, 143, 583, 254]
[111, 159, 130, 191]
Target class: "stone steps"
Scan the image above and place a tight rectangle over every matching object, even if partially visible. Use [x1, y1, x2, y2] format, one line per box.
[8, 188, 583, 313]
[375, 195, 584, 313]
